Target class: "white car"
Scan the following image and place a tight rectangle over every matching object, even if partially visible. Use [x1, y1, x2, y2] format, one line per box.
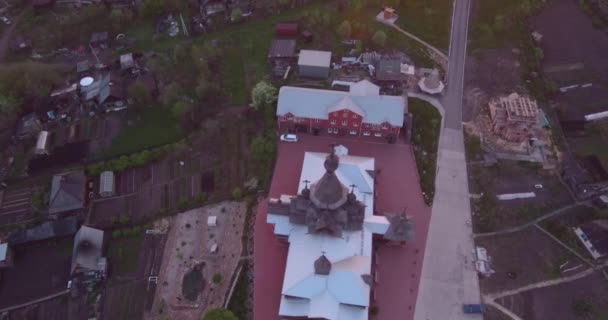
[280, 134, 298, 142]
[1, 16, 11, 25]
[534, 184, 543, 189]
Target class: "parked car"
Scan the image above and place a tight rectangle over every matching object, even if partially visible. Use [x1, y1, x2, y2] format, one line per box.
[463, 304, 485, 314]
[280, 134, 298, 142]
[1, 16, 11, 25]
[534, 184, 543, 189]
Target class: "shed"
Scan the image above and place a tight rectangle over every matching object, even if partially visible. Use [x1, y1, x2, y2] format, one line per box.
[99, 171, 115, 197]
[120, 53, 135, 70]
[374, 59, 405, 82]
[35, 131, 50, 155]
[298, 50, 332, 79]
[301, 31, 313, 43]
[275, 23, 298, 37]
[89, 32, 109, 47]
[268, 39, 297, 60]
[207, 216, 217, 227]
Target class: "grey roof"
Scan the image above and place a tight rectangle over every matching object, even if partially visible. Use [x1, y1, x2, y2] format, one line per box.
[580, 220, 608, 256]
[8, 217, 79, 246]
[277, 85, 405, 126]
[49, 170, 86, 214]
[71, 226, 105, 274]
[76, 60, 91, 73]
[375, 59, 404, 81]
[120, 53, 134, 70]
[99, 171, 114, 194]
[298, 50, 331, 67]
[269, 152, 365, 237]
[268, 39, 297, 59]
[383, 214, 414, 242]
[90, 32, 108, 43]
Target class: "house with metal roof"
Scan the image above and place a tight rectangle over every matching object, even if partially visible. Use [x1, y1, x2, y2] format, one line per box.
[266, 148, 413, 320]
[71, 226, 107, 284]
[276, 80, 406, 140]
[8, 216, 79, 246]
[49, 170, 86, 216]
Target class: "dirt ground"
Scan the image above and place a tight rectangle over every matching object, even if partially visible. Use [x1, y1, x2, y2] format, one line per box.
[149, 201, 247, 320]
[476, 227, 587, 295]
[532, 0, 608, 118]
[463, 48, 524, 122]
[497, 272, 608, 319]
[0, 238, 72, 309]
[101, 232, 166, 320]
[469, 160, 574, 232]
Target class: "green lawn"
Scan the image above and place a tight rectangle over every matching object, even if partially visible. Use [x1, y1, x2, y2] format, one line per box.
[409, 98, 441, 205]
[101, 107, 182, 159]
[393, 0, 452, 51]
[469, 0, 544, 50]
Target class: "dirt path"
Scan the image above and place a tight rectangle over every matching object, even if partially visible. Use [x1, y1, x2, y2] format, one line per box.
[0, 4, 29, 62]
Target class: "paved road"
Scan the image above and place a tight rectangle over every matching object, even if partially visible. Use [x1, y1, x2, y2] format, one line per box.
[414, 0, 482, 319]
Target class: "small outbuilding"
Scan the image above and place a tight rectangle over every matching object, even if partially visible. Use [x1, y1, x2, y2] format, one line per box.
[89, 32, 109, 48]
[275, 23, 298, 37]
[0, 243, 13, 268]
[35, 130, 50, 155]
[207, 216, 217, 227]
[99, 171, 115, 198]
[298, 50, 332, 79]
[15, 113, 42, 140]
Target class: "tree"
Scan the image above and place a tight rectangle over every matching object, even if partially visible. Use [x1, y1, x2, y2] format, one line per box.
[232, 187, 243, 200]
[371, 30, 387, 47]
[140, 0, 164, 19]
[172, 101, 192, 118]
[119, 214, 130, 225]
[337, 20, 352, 39]
[202, 308, 237, 320]
[251, 81, 277, 111]
[212, 273, 222, 284]
[534, 47, 544, 61]
[231, 8, 242, 22]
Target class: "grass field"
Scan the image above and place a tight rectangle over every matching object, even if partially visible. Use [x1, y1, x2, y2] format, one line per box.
[393, 0, 452, 51]
[469, 0, 544, 50]
[102, 108, 182, 159]
[409, 98, 441, 205]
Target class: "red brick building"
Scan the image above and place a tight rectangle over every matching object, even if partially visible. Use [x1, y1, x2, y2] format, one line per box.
[276, 80, 406, 140]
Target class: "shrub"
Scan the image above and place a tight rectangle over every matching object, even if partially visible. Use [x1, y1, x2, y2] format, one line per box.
[195, 192, 207, 205]
[232, 187, 243, 200]
[132, 226, 142, 235]
[112, 230, 122, 238]
[371, 30, 387, 47]
[178, 196, 190, 210]
[212, 273, 222, 284]
[119, 215, 130, 226]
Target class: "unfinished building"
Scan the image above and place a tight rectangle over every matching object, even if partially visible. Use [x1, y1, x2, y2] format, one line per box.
[488, 93, 540, 143]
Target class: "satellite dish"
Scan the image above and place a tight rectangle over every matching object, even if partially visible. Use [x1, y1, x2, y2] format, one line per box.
[79, 77, 94, 87]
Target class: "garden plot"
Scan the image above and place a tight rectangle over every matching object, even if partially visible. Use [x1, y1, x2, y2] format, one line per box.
[149, 201, 247, 320]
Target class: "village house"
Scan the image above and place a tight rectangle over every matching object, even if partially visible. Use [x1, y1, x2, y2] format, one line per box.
[71, 226, 107, 287]
[48, 170, 86, 217]
[488, 93, 541, 143]
[266, 148, 413, 320]
[276, 80, 406, 140]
